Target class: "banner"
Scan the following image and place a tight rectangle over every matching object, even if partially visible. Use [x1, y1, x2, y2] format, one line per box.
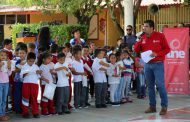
[164, 28, 189, 94]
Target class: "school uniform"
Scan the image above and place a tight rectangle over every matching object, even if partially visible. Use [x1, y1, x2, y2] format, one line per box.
[14, 59, 25, 113]
[54, 62, 70, 113]
[72, 59, 84, 108]
[107, 63, 120, 103]
[40, 62, 55, 115]
[20, 63, 40, 116]
[92, 57, 107, 106]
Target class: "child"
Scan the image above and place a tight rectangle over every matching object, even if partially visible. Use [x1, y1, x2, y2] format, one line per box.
[50, 44, 58, 64]
[54, 53, 71, 114]
[71, 45, 86, 109]
[122, 50, 134, 102]
[115, 51, 126, 104]
[135, 55, 146, 99]
[107, 54, 121, 106]
[92, 48, 109, 108]
[27, 43, 36, 53]
[20, 52, 42, 118]
[0, 50, 12, 121]
[39, 52, 56, 115]
[14, 47, 27, 113]
[3, 39, 13, 60]
[81, 46, 93, 106]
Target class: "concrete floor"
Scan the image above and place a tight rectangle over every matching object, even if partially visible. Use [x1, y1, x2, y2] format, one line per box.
[6, 94, 190, 122]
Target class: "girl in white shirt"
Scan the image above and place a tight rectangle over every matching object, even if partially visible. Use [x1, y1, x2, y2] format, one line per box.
[20, 52, 42, 119]
[39, 52, 56, 115]
[107, 54, 121, 106]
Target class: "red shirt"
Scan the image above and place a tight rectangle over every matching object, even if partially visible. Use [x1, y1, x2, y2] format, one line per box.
[3, 48, 13, 60]
[134, 31, 170, 63]
[52, 54, 57, 64]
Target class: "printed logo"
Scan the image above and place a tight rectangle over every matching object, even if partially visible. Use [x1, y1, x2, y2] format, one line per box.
[170, 39, 180, 50]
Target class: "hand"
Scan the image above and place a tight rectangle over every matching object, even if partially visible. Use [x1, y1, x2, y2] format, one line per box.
[45, 78, 49, 83]
[82, 72, 88, 76]
[62, 67, 68, 71]
[20, 61, 26, 65]
[50, 69, 55, 74]
[0, 61, 4, 68]
[66, 72, 71, 77]
[36, 70, 43, 75]
[7, 60, 11, 70]
[150, 52, 157, 57]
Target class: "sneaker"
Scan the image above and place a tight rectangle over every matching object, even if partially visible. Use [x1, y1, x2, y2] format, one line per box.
[96, 104, 102, 108]
[101, 104, 107, 108]
[145, 106, 157, 113]
[0, 115, 10, 121]
[82, 105, 88, 108]
[112, 102, 120, 107]
[49, 112, 57, 115]
[65, 111, 71, 114]
[159, 107, 167, 115]
[22, 114, 30, 119]
[33, 114, 40, 118]
[86, 103, 91, 106]
[78, 105, 82, 109]
[126, 97, 133, 103]
[58, 112, 63, 115]
[42, 113, 50, 116]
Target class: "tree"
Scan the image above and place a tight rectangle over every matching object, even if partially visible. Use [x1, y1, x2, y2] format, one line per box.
[105, 0, 142, 36]
[0, 0, 106, 31]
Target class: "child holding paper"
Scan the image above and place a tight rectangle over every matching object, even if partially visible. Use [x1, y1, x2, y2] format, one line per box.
[0, 50, 12, 121]
[38, 52, 56, 116]
[54, 53, 71, 115]
[20, 52, 42, 118]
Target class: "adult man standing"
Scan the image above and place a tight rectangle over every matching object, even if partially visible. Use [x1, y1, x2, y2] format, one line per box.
[134, 20, 170, 115]
[123, 25, 137, 51]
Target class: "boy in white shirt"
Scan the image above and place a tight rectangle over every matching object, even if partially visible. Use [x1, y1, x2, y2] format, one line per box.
[54, 53, 71, 115]
[20, 52, 42, 118]
[70, 45, 87, 109]
[92, 49, 109, 108]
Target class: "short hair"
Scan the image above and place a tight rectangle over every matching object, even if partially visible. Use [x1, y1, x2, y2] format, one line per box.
[144, 20, 155, 29]
[2, 39, 12, 46]
[0, 49, 8, 55]
[58, 46, 65, 53]
[19, 46, 27, 53]
[57, 52, 66, 59]
[72, 29, 80, 35]
[127, 25, 133, 28]
[27, 43, 36, 49]
[65, 42, 71, 49]
[109, 53, 116, 59]
[27, 52, 36, 60]
[38, 46, 46, 53]
[82, 45, 89, 49]
[72, 45, 82, 55]
[94, 48, 103, 57]
[50, 44, 58, 53]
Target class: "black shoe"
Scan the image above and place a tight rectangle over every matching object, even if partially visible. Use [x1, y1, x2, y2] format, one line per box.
[58, 112, 63, 115]
[96, 104, 102, 108]
[23, 114, 30, 119]
[33, 114, 40, 118]
[86, 103, 91, 106]
[65, 111, 71, 114]
[101, 104, 107, 108]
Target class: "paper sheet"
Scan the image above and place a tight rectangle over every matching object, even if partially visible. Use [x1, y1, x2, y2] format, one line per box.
[141, 50, 155, 63]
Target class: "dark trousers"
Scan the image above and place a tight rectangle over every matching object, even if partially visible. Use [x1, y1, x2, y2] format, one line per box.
[95, 83, 107, 105]
[88, 76, 94, 97]
[14, 82, 22, 113]
[74, 82, 82, 108]
[55, 86, 69, 113]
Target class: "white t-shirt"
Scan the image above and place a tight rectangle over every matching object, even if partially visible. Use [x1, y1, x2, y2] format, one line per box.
[72, 59, 84, 82]
[92, 57, 107, 83]
[40, 62, 54, 85]
[54, 62, 70, 87]
[107, 63, 120, 84]
[20, 63, 40, 84]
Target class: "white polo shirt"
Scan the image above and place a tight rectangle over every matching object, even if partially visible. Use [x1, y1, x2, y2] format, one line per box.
[40, 62, 54, 85]
[20, 63, 40, 84]
[72, 59, 84, 82]
[54, 62, 70, 87]
[92, 57, 107, 83]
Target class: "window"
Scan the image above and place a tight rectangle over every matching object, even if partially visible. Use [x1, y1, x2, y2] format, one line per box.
[0, 15, 5, 24]
[17, 15, 26, 23]
[6, 15, 16, 24]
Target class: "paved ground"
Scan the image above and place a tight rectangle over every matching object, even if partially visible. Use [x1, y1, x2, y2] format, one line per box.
[6, 94, 190, 122]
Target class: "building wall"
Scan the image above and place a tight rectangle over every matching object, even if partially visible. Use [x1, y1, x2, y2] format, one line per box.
[30, 13, 67, 23]
[4, 24, 12, 39]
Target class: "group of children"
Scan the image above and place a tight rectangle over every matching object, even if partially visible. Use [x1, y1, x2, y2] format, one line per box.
[0, 38, 146, 121]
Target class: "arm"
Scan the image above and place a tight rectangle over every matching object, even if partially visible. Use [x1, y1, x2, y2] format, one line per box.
[99, 60, 109, 67]
[54, 67, 68, 72]
[41, 76, 49, 83]
[156, 34, 170, 57]
[134, 40, 142, 54]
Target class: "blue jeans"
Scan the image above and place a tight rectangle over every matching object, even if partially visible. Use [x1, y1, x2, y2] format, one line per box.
[136, 72, 146, 97]
[116, 77, 126, 101]
[0, 83, 9, 117]
[144, 62, 168, 108]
